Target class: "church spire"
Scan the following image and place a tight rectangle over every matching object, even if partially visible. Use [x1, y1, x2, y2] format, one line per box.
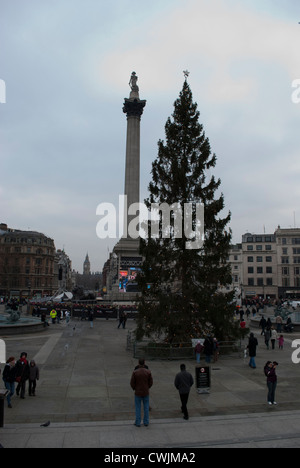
[83, 253, 91, 275]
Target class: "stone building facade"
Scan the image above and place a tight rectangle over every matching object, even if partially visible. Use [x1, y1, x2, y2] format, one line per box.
[0, 223, 56, 298]
[229, 228, 300, 300]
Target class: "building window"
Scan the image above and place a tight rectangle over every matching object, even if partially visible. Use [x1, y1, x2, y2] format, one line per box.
[282, 267, 289, 276]
[266, 257, 272, 262]
[257, 256, 263, 263]
[248, 267, 254, 274]
[247, 245, 253, 251]
[283, 277, 290, 287]
[266, 267, 273, 274]
[247, 257, 253, 263]
[257, 267, 263, 274]
[266, 278, 273, 286]
[281, 257, 289, 264]
[248, 278, 254, 286]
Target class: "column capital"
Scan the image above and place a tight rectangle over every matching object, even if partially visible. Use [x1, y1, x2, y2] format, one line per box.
[123, 98, 146, 119]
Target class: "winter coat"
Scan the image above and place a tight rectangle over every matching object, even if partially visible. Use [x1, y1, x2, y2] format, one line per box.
[195, 343, 204, 354]
[2, 363, 17, 383]
[265, 366, 277, 383]
[29, 361, 40, 381]
[204, 337, 214, 356]
[15, 358, 30, 382]
[130, 367, 153, 397]
[174, 370, 194, 395]
[248, 336, 258, 357]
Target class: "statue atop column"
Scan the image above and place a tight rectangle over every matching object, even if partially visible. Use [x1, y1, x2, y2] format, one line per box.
[129, 71, 139, 99]
[123, 71, 146, 118]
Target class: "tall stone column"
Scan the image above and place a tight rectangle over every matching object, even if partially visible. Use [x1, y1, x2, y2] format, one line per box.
[122, 75, 146, 238]
[110, 72, 146, 301]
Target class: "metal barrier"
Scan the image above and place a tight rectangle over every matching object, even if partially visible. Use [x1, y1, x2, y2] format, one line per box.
[130, 339, 243, 361]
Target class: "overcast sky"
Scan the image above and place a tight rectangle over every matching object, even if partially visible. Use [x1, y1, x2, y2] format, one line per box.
[1, 0, 300, 272]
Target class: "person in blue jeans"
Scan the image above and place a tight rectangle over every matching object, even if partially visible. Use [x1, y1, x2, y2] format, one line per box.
[130, 359, 153, 427]
[2, 357, 17, 408]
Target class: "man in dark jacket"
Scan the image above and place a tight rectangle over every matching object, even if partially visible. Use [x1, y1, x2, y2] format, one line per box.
[130, 359, 153, 427]
[174, 364, 194, 420]
[15, 352, 30, 399]
[248, 333, 258, 369]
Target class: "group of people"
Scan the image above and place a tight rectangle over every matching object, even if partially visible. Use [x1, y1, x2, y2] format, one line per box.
[1, 352, 39, 408]
[259, 316, 285, 350]
[130, 359, 194, 426]
[194, 336, 219, 364]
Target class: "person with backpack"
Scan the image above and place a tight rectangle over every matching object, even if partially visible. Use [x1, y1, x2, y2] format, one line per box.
[264, 361, 278, 406]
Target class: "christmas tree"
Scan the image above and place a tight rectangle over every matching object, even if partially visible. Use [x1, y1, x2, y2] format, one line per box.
[136, 77, 241, 343]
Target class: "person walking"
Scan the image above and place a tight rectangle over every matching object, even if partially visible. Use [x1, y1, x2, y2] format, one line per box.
[15, 352, 30, 399]
[264, 361, 278, 406]
[271, 328, 277, 350]
[130, 359, 153, 427]
[247, 333, 258, 369]
[122, 312, 128, 329]
[29, 360, 40, 396]
[174, 364, 194, 420]
[2, 357, 17, 408]
[259, 316, 267, 336]
[264, 327, 271, 350]
[117, 312, 124, 329]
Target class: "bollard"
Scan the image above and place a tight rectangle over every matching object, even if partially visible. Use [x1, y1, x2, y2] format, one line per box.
[0, 390, 9, 428]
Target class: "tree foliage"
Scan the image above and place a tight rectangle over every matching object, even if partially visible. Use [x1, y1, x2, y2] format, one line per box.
[136, 80, 241, 343]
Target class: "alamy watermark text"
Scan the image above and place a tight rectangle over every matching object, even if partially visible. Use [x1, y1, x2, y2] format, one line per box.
[96, 195, 204, 250]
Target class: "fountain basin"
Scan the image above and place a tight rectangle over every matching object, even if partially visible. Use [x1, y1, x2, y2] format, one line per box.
[0, 315, 46, 336]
